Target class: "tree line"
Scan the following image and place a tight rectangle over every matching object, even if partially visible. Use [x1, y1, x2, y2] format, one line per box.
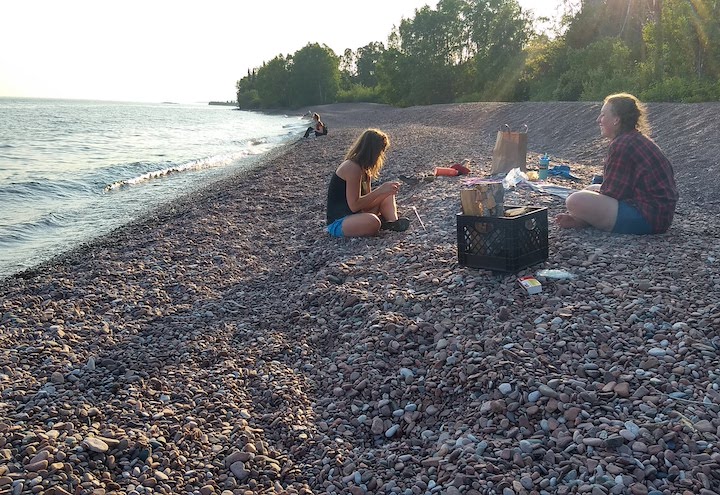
[235, 0, 720, 109]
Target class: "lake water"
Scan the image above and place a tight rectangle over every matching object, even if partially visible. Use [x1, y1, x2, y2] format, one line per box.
[0, 98, 308, 280]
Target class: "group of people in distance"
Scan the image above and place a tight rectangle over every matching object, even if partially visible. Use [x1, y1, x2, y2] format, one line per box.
[322, 92, 679, 239]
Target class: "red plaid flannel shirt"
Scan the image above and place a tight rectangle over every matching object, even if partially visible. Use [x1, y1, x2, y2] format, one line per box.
[601, 130, 679, 233]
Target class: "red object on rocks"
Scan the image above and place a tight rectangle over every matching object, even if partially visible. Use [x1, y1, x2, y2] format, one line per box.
[435, 167, 459, 176]
[450, 162, 471, 175]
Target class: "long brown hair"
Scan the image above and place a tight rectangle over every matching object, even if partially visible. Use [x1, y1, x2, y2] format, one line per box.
[344, 128, 390, 180]
[604, 93, 651, 135]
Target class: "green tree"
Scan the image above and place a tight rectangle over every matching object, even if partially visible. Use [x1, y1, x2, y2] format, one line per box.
[288, 43, 340, 107]
[519, 35, 568, 100]
[336, 43, 386, 103]
[657, 0, 718, 79]
[375, 31, 414, 105]
[464, 0, 531, 100]
[525, 0, 644, 101]
[373, 0, 531, 104]
[237, 89, 260, 109]
[394, 2, 462, 104]
[640, 0, 720, 100]
[577, 38, 636, 100]
[235, 0, 720, 107]
[339, 48, 357, 90]
[255, 56, 291, 108]
[564, 0, 644, 54]
[356, 42, 385, 88]
[236, 69, 260, 109]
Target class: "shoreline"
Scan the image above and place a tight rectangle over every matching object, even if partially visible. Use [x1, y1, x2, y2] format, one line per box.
[2, 137, 305, 285]
[1, 102, 719, 494]
[0, 101, 305, 284]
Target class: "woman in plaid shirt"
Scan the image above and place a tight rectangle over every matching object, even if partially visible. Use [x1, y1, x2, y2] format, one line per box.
[556, 93, 678, 234]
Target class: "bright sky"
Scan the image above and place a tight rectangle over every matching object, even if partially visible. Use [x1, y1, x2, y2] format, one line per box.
[0, 0, 564, 103]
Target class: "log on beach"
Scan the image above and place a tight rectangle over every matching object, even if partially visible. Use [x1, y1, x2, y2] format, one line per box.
[1, 102, 720, 494]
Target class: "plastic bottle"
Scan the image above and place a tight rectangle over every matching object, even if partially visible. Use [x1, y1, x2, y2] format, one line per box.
[538, 154, 550, 180]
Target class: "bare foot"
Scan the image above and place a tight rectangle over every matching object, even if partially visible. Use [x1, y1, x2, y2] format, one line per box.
[555, 213, 589, 229]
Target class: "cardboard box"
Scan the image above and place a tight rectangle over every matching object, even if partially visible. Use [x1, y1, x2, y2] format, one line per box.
[518, 276, 542, 294]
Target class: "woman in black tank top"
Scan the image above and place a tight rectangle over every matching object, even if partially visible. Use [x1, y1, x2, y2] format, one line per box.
[325, 129, 410, 237]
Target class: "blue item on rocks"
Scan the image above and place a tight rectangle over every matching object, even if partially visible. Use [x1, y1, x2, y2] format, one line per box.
[548, 165, 581, 181]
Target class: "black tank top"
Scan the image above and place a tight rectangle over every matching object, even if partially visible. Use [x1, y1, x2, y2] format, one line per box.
[326, 173, 353, 225]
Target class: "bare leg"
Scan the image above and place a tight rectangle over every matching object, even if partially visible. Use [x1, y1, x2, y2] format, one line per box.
[378, 194, 399, 222]
[340, 213, 382, 237]
[556, 190, 618, 231]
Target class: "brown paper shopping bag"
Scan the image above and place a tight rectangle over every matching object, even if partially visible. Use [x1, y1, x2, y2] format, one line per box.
[490, 124, 528, 175]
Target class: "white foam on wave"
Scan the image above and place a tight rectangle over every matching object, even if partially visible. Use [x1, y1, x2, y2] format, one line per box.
[103, 149, 257, 192]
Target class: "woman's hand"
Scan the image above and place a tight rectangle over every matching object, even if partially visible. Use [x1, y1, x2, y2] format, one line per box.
[378, 181, 401, 196]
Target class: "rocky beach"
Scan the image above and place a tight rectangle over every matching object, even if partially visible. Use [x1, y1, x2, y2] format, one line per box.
[1, 101, 719, 495]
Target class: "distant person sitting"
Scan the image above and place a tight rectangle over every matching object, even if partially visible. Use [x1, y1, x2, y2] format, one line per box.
[304, 113, 328, 138]
[555, 93, 678, 234]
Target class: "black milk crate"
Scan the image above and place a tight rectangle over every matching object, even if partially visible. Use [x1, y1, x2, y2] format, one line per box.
[457, 206, 548, 272]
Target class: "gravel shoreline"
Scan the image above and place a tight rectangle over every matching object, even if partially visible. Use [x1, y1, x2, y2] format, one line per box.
[1, 102, 719, 495]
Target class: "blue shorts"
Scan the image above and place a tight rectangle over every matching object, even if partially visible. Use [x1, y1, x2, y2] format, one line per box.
[613, 201, 652, 235]
[327, 217, 346, 237]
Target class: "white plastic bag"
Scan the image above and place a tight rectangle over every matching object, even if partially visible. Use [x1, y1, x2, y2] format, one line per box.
[502, 167, 528, 190]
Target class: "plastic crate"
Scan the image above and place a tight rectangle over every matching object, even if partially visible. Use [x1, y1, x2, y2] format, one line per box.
[457, 206, 548, 272]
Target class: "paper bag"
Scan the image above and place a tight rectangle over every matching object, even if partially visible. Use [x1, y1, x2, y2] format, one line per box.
[490, 124, 528, 175]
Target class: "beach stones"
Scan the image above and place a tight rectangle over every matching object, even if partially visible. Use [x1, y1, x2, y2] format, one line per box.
[0, 104, 718, 495]
[82, 437, 109, 453]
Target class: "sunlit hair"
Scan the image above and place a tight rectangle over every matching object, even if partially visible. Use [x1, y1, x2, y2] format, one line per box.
[344, 128, 390, 180]
[604, 93, 651, 135]
[313, 113, 320, 120]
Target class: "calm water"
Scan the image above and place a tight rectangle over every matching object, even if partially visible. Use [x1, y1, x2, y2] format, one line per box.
[0, 98, 308, 280]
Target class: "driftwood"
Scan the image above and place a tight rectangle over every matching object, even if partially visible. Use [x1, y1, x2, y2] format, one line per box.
[460, 183, 504, 217]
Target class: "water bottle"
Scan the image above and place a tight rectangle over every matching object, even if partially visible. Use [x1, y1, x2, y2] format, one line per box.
[538, 154, 550, 180]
